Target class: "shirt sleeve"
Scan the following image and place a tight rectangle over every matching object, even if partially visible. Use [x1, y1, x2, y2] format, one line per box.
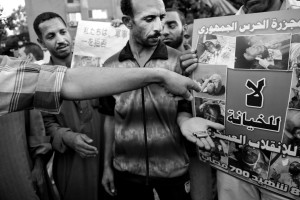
[0, 55, 67, 116]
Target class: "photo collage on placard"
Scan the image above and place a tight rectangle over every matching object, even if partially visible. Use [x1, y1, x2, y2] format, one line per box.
[234, 33, 291, 70]
[71, 55, 103, 68]
[193, 33, 300, 177]
[269, 33, 300, 192]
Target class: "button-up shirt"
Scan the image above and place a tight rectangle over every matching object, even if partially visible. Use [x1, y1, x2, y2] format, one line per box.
[0, 55, 66, 116]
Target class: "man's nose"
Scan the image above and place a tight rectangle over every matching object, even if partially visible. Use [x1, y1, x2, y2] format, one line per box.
[153, 18, 163, 33]
[56, 34, 65, 43]
[161, 26, 169, 36]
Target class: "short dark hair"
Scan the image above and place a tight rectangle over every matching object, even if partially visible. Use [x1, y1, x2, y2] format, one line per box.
[120, 0, 134, 17]
[33, 12, 66, 39]
[23, 42, 44, 61]
[165, 8, 186, 25]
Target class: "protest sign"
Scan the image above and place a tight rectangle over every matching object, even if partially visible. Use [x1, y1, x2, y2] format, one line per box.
[71, 20, 129, 68]
[192, 9, 300, 198]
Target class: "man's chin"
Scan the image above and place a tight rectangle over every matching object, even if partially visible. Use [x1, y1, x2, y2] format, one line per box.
[55, 52, 71, 59]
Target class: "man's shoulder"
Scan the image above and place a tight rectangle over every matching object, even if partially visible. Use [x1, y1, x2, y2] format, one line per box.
[166, 45, 181, 60]
[103, 51, 122, 67]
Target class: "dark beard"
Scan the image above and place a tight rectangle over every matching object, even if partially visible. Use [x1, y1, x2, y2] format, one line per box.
[165, 30, 184, 49]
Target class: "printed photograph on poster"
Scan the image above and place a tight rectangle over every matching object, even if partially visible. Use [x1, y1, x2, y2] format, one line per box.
[193, 64, 227, 100]
[194, 97, 229, 169]
[228, 142, 271, 179]
[288, 68, 300, 110]
[234, 33, 291, 70]
[282, 109, 300, 157]
[71, 55, 102, 68]
[196, 34, 236, 68]
[289, 33, 300, 69]
[268, 154, 300, 189]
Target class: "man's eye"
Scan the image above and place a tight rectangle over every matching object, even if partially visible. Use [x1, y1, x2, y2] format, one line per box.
[169, 24, 176, 29]
[47, 35, 54, 39]
[145, 17, 154, 22]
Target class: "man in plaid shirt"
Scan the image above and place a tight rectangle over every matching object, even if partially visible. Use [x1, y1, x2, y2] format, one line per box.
[0, 55, 200, 116]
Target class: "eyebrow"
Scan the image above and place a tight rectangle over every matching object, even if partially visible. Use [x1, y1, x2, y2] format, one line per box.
[165, 20, 177, 25]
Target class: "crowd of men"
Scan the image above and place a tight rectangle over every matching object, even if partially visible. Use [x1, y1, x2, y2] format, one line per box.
[0, 0, 300, 200]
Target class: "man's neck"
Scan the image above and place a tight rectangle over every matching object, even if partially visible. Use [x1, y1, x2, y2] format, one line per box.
[50, 54, 72, 68]
[177, 42, 186, 52]
[129, 37, 157, 67]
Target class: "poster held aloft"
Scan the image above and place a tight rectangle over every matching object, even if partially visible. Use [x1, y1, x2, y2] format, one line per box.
[192, 9, 300, 199]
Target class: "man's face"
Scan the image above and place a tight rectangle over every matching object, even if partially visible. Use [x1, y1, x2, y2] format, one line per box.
[206, 82, 215, 94]
[183, 24, 193, 46]
[242, 0, 273, 13]
[204, 107, 218, 122]
[286, 110, 300, 139]
[243, 146, 260, 164]
[161, 11, 184, 49]
[205, 42, 216, 53]
[131, 0, 165, 47]
[38, 17, 72, 59]
[244, 45, 265, 60]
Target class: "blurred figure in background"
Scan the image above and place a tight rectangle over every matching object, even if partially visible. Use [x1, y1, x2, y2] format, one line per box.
[0, 41, 55, 200]
[17, 42, 44, 63]
[161, 8, 216, 200]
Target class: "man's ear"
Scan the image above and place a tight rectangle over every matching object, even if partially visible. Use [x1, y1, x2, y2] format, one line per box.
[122, 15, 133, 29]
[37, 38, 46, 49]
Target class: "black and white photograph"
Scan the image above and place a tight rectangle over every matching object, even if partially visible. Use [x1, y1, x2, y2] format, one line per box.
[71, 55, 102, 68]
[196, 34, 236, 68]
[235, 33, 291, 70]
[193, 64, 227, 100]
[228, 143, 271, 179]
[282, 109, 300, 157]
[268, 154, 300, 188]
[288, 68, 300, 110]
[289, 33, 300, 69]
[195, 98, 229, 168]
[2, 0, 300, 199]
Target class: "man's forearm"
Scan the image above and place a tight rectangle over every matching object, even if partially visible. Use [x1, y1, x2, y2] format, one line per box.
[61, 67, 168, 100]
[103, 116, 115, 168]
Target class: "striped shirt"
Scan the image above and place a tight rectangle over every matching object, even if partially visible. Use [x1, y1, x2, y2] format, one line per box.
[0, 55, 66, 116]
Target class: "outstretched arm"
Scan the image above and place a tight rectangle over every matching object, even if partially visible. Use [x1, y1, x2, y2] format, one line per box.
[0, 56, 200, 115]
[62, 67, 200, 101]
